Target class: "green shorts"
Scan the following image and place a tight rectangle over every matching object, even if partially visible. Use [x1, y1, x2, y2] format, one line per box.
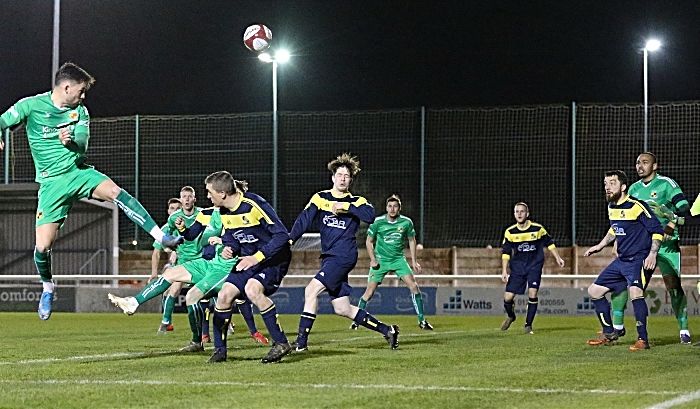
[368, 257, 414, 283]
[36, 165, 109, 227]
[182, 255, 238, 297]
[657, 241, 681, 277]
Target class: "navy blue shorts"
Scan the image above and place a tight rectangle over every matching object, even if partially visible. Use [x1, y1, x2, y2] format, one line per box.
[594, 258, 654, 294]
[505, 268, 542, 295]
[226, 258, 290, 298]
[314, 254, 357, 299]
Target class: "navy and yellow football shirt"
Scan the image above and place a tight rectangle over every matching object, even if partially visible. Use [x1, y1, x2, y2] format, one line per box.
[181, 192, 290, 264]
[607, 195, 664, 261]
[502, 221, 555, 270]
[290, 190, 375, 257]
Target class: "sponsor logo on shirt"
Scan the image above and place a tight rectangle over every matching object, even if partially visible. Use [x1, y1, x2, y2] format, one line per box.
[233, 230, 258, 244]
[323, 215, 347, 229]
[612, 225, 626, 236]
[517, 243, 536, 252]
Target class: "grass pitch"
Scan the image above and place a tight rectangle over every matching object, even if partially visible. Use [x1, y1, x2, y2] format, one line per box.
[1, 313, 700, 408]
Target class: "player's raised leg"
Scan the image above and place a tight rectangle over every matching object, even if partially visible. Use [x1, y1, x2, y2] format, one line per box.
[109, 265, 191, 315]
[92, 179, 182, 249]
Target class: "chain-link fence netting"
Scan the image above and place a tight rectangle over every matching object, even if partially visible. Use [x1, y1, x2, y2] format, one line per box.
[3, 102, 700, 248]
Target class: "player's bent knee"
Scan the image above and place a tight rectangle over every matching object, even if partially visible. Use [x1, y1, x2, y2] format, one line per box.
[332, 304, 353, 317]
[185, 289, 203, 305]
[588, 284, 606, 298]
[629, 286, 644, 299]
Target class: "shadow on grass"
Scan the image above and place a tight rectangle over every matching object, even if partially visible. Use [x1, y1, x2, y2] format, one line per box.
[279, 348, 357, 363]
[649, 335, 688, 347]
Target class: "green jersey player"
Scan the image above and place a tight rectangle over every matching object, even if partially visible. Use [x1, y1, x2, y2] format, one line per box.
[0, 63, 182, 321]
[156, 187, 200, 335]
[352, 195, 433, 330]
[617, 152, 692, 344]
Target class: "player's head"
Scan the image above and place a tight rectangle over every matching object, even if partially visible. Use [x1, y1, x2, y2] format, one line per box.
[204, 171, 248, 206]
[167, 198, 182, 215]
[635, 152, 658, 180]
[53, 62, 95, 109]
[386, 195, 401, 217]
[513, 202, 529, 223]
[604, 170, 628, 203]
[179, 186, 196, 211]
[328, 153, 360, 193]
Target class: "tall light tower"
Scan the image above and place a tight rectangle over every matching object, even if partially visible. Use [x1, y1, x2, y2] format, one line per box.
[258, 49, 290, 210]
[643, 39, 661, 151]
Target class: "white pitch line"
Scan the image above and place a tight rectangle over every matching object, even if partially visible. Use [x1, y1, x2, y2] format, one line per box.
[646, 391, 700, 408]
[0, 331, 469, 366]
[0, 350, 177, 366]
[332, 329, 474, 343]
[0, 379, 685, 396]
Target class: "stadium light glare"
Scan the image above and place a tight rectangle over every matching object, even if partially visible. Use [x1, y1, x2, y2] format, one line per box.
[645, 39, 661, 51]
[258, 52, 272, 63]
[275, 49, 290, 63]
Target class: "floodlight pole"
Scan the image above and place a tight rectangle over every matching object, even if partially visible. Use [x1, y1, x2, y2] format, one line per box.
[643, 47, 649, 152]
[272, 60, 278, 210]
[642, 39, 660, 152]
[52, 0, 60, 85]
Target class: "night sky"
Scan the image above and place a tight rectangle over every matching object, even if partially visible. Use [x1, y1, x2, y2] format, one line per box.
[1, 1, 699, 117]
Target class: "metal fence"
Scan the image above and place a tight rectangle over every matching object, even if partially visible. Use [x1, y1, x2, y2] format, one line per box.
[3, 102, 700, 248]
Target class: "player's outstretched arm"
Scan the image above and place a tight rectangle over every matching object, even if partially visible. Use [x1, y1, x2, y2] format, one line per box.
[584, 231, 616, 257]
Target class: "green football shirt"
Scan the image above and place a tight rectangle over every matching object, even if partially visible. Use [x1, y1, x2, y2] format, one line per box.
[367, 214, 416, 261]
[0, 92, 90, 182]
[629, 174, 688, 241]
[166, 207, 205, 263]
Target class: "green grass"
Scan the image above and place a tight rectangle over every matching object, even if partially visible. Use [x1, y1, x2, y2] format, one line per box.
[1, 313, 700, 408]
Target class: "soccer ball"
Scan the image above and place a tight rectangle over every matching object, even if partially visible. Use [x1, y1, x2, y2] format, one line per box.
[243, 24, 272, 52]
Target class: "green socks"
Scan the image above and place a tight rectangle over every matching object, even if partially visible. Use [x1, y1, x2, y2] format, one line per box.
[669, 289, 689, 331]
[412, 292, 425, 322]
[34, 247, 52, 282]
[187, 303, 205, 343]
[135, 276, 172, 304]
[162, 294, 176, 325]
[610, 290, 628, 327]
[114, 189, 158, 234]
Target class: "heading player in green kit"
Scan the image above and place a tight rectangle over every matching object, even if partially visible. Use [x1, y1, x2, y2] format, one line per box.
[614, 153, 692, 344]
[0, 63, 182, 321]
[351, 195, 433, 330]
